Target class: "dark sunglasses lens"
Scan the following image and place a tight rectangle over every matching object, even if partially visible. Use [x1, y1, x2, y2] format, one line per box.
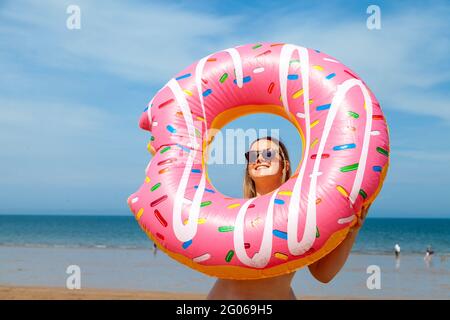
[263, 149, 276, 161]
[248, 151, 258, 163]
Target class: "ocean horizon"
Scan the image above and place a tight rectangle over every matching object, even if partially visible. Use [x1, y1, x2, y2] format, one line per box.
[0, 214, 449, 256]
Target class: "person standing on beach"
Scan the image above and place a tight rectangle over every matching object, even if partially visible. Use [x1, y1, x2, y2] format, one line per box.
[424, 245, 434, 260]
[207, 136, 372, 300]
[394, 244, 401, 258]
[153, 242, 158, 256]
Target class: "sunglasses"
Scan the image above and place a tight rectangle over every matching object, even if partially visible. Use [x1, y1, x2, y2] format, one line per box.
[244, 148, 280, 164]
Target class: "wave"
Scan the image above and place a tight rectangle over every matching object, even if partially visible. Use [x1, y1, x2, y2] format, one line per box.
[1, 242, 449, 257]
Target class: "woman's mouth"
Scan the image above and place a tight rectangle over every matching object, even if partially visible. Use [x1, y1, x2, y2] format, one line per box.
[255, 164, 270, 170]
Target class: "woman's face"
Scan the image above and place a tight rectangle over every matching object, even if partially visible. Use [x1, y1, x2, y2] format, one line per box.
[247, 139, 285, 180]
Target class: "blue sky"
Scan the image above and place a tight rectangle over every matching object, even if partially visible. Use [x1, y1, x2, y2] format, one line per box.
[1, 0, 449, 217]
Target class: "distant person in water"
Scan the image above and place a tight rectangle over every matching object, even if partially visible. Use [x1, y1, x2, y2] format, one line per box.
[394, 244, 401, 258]
[424, 245, 434, 267]
[425, 245, 434, 259]
[153, 242, 158, 256]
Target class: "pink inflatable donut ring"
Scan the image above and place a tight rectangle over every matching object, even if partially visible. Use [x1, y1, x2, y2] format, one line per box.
[128, 42, 390, 280]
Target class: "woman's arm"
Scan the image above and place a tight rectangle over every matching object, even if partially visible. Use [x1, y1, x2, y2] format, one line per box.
[308, 204, 371, 283]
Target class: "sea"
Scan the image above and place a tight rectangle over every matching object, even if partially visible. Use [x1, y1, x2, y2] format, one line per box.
[1, 215, 449, 255]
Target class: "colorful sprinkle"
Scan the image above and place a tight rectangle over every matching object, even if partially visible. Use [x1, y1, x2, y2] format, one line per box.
[278, 191, 292, 196]
[336, 185, 349, 198]
[183, 218, 207, 225]
[268, 82, 275, 94]
[287, 74, 299, 80]
[147, 142, 153, 153]
[251, 217, 261, 227]
[348, 111, 360, 119]
[200, 201, 212, 207]
[207, 58, 217, 62]
[145, 176, 150, 183]
[310, 119, 320, 128]
[154, 209, 168, 227]
[323, 57, 339, 63]
[160, 146, 171, 154]
[194, 185, 215, 193]
[310, 138, 319, 149]
[150, 136, 155, 141]
[143, 106, 148, 112]
[292, 89, 304, 99]
[191, 169, 201, 173]
[340, 163, 359, 172]
[182, 240, 193, 249]
[273, 229, 287, 240]
[158, 167, 170, 174]
[158, 99, 174, 109]
[316, 104, 331, 111]
[252, 44, 262, 49]
[219, 73, 228, 83]
[227, 203, 241, 209]
[270, 43, 284, 47]
[333, 143, 356, 151]
[202, 89, 212, 97]
[274, 199, 285, 205]
[253, 67, 265, 73]
[338, 215, 355, 224]
[183, 89, 193, 96]
[151, 182, 161, 192]
[311, 154, 330, 159]
[156, 232, 164, 240]
[157, 158, 176, 166]
[359, 189, 367, 199]
[274, 252, 288, 261]
[193, 253, 211, 263]
[316, 226, 320, 238]
[326, 73, 336, 80]
[372, 115, 384, 120]
[312, 65, 324, 71]
[225, 250, 234, 262]
[176, 144, 191, 153]
[373, 165, 382, 172]
[245, 243, 251, 249]
[255, 50, 271, 57]
[376, 147, 389, 157]
[233, 76, 251, 84]
[175, 73, 191, 80]
[136, 208, 144, 220]
[166, 125, 176, 133]
[218, 226, 234, 232]
[316, 198, 322, 205]
[150, 195, 168, 207]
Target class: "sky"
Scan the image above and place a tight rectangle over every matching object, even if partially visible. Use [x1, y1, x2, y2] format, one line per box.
[1, 0, 449, 217]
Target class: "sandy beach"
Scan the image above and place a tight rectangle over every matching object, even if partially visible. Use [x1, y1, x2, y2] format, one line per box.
[1, 245, 449, 300]
[0, 286, 388, 300]
[0, 286, 205, 300]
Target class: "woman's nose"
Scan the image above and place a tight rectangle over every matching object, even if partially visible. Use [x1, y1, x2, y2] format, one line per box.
[256, 153, 266, 163]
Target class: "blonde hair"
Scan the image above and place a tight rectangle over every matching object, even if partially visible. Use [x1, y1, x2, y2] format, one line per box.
[243, 136, 291, 198]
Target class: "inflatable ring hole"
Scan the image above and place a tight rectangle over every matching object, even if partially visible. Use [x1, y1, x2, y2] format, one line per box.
[204, 105, 303, 199]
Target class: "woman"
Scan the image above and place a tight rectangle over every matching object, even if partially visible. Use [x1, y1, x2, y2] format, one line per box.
[207, 136, 371, 300]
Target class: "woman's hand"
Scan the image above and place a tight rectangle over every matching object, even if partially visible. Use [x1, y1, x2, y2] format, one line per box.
[308, 202, 372, 283]
[349, 203, 371, 234]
